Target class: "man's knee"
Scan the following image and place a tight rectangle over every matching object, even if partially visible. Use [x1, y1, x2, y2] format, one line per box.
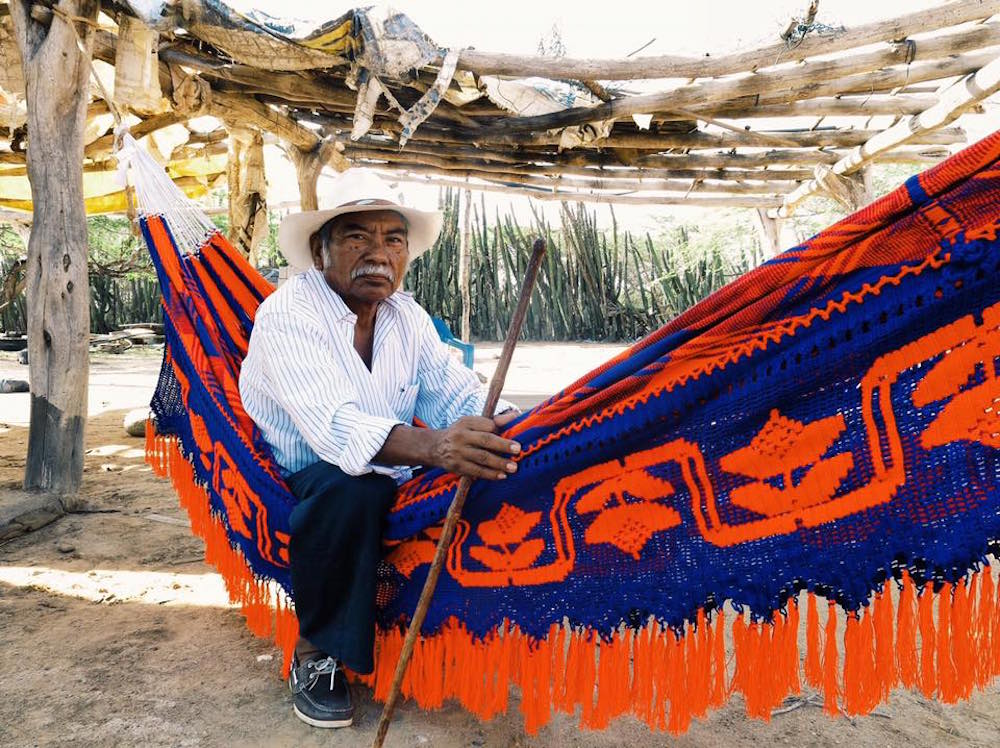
[335, 473, 397, 522]
[287, 464, 391, 540]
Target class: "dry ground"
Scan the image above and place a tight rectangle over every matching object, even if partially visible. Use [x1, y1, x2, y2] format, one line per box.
[1, 348, 999, 747]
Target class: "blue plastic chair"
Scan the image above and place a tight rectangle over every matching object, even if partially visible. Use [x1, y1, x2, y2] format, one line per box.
[431, 317, 475, 369]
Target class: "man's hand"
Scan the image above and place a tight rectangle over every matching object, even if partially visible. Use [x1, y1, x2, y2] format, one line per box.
[429, 415, 521, 480]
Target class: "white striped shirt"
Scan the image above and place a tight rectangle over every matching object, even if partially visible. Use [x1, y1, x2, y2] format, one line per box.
[239, 268, 510, 483]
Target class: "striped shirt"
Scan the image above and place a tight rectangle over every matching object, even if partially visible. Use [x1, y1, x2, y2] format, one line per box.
[239, 268, 510, 483]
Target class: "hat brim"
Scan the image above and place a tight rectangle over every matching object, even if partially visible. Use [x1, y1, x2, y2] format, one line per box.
[277, 205, 443, 269]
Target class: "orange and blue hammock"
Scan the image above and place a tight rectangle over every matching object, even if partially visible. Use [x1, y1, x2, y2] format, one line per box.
[134, 131, 1000, 734]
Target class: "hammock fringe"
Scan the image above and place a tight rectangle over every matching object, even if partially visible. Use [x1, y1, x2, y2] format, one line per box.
[147, 427, 299, 676]
[148, 427, 1000, 734]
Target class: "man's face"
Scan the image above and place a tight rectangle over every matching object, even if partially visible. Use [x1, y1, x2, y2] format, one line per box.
[310, 209, 409, 309]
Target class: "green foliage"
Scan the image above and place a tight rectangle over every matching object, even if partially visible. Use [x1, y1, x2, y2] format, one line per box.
[3, 162, 925, 339]
[85, 216, 161, 333]
[406, 190, 764, 342]
[0, 216, 162, 333]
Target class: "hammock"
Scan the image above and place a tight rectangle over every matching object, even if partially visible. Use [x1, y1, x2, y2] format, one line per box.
[127, 130, 1000, 735]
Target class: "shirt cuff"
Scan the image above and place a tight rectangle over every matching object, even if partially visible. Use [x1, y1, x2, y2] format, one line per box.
[494, 398, 519, 416]
[337, 413, 405, 476]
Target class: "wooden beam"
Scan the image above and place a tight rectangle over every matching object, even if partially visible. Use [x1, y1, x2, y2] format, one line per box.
[755, 209, 783, 257]
[340, 142, 816, 181]
[156, 39, 480, 129]
[186, 128, 228, 145]
[443, 92, 942, 120]
[284, 142, 321, 212]
[91, 28, 351, 166]
[349, 159, 794, 195]
[83, 111, 183, 159]
[157, 43, 357, 109]
[226, 127, 267, 261]
[757, 47, 1000, 104]
[777, 53, 1000, 216]
[634, 146, 951, 169]
[306, 45, 997, 146]
[448, 1, 1000, 80]
[169, 141, 228, 162]
[392, 122, 968, 151]
[810, 163, 874, 211]
[681, 94, 941, 120]
[210, 91, 321, 151]
[329, 125, 952, 170]
[372, 171, 784, 208]
[473, 22, 1000, 136]
[315, 108, 967, 151]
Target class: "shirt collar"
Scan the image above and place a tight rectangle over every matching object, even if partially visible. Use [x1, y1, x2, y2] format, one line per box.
[303, 267, 403, 322]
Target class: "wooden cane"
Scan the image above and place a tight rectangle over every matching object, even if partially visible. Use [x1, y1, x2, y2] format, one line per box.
[372, 238, 547, 747]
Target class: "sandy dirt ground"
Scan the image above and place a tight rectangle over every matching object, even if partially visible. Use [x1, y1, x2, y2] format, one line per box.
[1, 347, 1000, 747]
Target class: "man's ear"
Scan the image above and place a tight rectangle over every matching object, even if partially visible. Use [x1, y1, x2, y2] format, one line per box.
[309, 233, 324, 271]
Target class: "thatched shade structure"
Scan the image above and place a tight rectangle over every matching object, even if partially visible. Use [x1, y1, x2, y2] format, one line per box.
[3, 0, 1000, 233]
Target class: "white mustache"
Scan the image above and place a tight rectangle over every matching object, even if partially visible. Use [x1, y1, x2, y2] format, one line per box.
[351, 264, 395, 282]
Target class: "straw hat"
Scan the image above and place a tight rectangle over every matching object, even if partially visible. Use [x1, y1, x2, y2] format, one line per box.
[277, 169, 443, 269]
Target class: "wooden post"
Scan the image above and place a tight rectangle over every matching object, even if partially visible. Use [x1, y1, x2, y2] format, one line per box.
[754, 209, 783, 257]
[813, 163, 873, 212]
[9, 0, 97, 494]
[458, 189, 472, 342]
[284, 143, 323, 212]
[283, 139, 350, 213]
[226, 127, 267, 263]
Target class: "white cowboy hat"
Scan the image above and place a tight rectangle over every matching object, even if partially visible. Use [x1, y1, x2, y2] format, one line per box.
[277, 169, 443, 269]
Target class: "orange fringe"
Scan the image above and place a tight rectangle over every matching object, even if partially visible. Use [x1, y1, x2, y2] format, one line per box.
[896, 571, 919, 688]
[822, 601, 840, 716]
[873, 580, 895, 701]
[805, 593, 822, 687]
[919, 581, 937, 697]
[147, 435, 297, 676]
[149, 434, 1000, 735]
[977, 566, 996, 687]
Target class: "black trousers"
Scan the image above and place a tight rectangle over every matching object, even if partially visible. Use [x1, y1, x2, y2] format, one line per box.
[286, 461, 397, 674]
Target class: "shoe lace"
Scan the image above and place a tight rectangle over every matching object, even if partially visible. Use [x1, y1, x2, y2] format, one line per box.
[293, 656, 338, 694]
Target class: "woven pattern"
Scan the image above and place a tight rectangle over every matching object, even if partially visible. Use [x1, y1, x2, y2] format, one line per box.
[141, 130, 1000, 733]
[383, 133, 1000, 634]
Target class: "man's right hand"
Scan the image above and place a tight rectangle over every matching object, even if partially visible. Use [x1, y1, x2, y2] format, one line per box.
[429, 415, 521, 480]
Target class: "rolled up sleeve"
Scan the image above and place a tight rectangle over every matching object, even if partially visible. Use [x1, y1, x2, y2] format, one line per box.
[256, 313, 403, 475]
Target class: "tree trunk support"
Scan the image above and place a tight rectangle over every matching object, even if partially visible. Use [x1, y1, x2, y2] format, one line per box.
[11, 0, 97, 495]
[811, 163, 874, 212]
[283, 139, 348, 214]
[285, 143, 322, 213]
[226, 127, 267, 263]
[754, 209, 784, 257]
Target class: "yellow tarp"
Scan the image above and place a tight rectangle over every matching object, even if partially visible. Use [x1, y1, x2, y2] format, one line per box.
[0, 152, 227, 215]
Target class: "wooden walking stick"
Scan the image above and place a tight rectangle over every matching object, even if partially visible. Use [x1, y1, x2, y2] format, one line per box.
[373, 237, 547, 747]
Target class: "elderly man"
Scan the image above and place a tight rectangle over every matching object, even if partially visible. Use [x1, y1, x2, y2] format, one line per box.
[239, 170, 520, 729]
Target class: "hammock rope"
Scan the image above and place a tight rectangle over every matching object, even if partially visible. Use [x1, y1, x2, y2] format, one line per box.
[135, 128, 1000, 735]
